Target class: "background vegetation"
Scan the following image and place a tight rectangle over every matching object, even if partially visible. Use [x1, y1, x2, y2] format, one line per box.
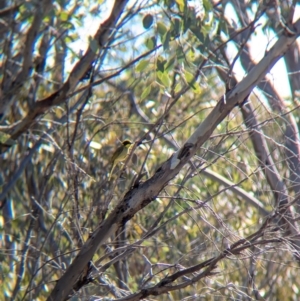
[1, 0, 300, 300]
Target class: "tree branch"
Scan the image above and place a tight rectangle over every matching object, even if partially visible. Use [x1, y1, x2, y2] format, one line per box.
[6, 0, 129, 141]
[46, 17, 300, 301]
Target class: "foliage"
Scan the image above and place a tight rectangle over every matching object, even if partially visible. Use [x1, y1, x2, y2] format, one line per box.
[0, 0, 300, 300]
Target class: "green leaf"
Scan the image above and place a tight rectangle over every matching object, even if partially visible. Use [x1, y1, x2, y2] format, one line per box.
[64, 32, 79, 44]
[184, 70, 201, 93]
[156, 57, 166, 72]
[145, 36, 156, 49]
[184, 70, 194, 83]
[60, 21, 75, 30]
[191, 26, 205, 42]
[190, 81, 202, 93]
[175, 0, 185, 12]
[165, 56, 176, 71]
[157, 22, 167, 37]
[0, 131, 16, 146]
[174, 83, 181, 93]
[157, 71, 170, 87]
[141, 85, 151, 100]
[143, 14, 153, 29]
[219, 19, 228, 36]
[136, 59, 149, 72]
[162, 30, 171, 51]
[171, 17, 182, 36]
[60, 11, 69, 21]
[176, 47, 185, 63]
[203, 0, 213, 12]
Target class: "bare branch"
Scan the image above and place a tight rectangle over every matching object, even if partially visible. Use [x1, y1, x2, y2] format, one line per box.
[46, 17, 300, 301]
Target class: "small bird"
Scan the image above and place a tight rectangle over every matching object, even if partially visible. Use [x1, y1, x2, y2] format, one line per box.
[109, 140, 133, 180]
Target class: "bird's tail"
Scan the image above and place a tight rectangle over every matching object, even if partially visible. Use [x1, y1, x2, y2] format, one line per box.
[109, 163, 116, 181]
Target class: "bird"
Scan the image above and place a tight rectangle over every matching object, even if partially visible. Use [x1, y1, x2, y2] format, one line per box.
[109, 140, 133, 180]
